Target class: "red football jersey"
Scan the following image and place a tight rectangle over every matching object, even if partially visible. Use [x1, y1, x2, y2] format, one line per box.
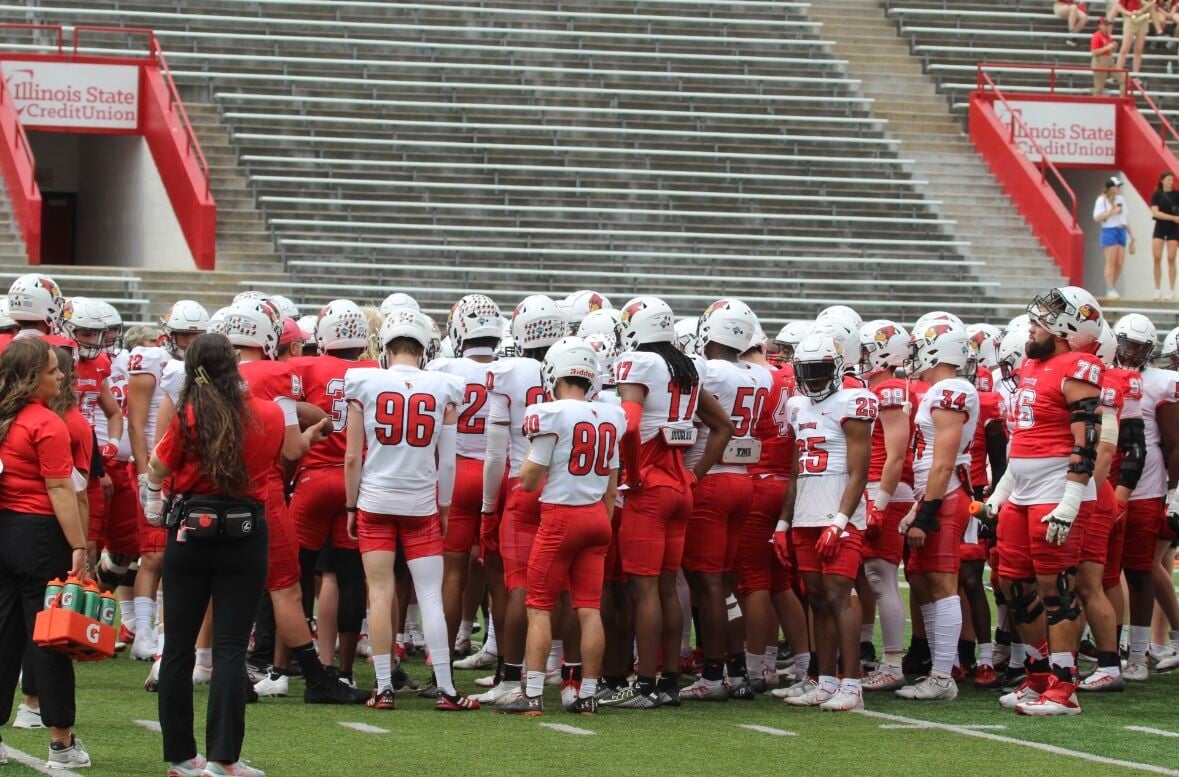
[750, 362, 795, 477]
[289, 355, 377, 469]
[976, 365, 994, 393]
[868, 378, 924, 486]
[969, 389, 1002, 491]
[1009, 351, 1103, 459]
[74, 353, 111, 430]
[1103, 366, 1145, 485]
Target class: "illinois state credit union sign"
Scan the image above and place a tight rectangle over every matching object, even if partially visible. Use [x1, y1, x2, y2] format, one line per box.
[1, 61, 139, 131]
[991, 100, 1115, 166]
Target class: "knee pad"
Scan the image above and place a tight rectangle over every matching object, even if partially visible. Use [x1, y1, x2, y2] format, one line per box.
[1009, 579, 1044, 625]
[993, 586, 1007, 607]
[335, 549, 367, 634]
[1045, 568, 1081, 626]
[118, 566, 138, 589]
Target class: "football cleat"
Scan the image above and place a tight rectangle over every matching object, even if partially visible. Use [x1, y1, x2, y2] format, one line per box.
[168, 756, 208, 777]
[1123, 659, 1149, 682]
[116, 624, 135, 652]
[999, 675, 1047, 709]
[454, 646, 497, 671]
[476, 680, 522, 705]
[728, 677, 756, 700]
[749, 676, 768, 694]
[392, 663, 416, 692]
[1078, 671, 1126, 692]
[772, 677, 814, 699]
[495, 694, 544, 716]
[46, 735, 91, 770]
[784, 683, 833, 707]
[560, 679, 580, 709]
[819, 687, 864, 712]
[600, 686, 662, 709]
[200, 759, 265, 776]
[1000, 667, 1027, 692]
[131, 635, 158, 662]
[253, 671, 288, 698]
[409, 629, 427, 653]
[1156, 652, 1179, 672]
[366, 689, 397, 710]
[565, 696, 598, 716]
[453, 637, 473, 657]
[473, 673, 497, 688]
[973, 665, 1001, 689]
[13, 703, 44, 730]
[416, 676, 445, 699]
[1148, 644, 1175, 664]
[144, 657, 161, 692]
[436, 693, 480, 711]
[594, 684, 623, 702]
[860, 641, 878, 673]
[193, 663, 213, 686]
[305, 676, 370, 705]
[1015, 676, 1080, 717]
[895, 674, 958, 701]
[862, 666, 905, 692]
[677, 678, 729, 702]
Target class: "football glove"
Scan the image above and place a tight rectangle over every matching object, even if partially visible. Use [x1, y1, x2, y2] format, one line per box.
[865, 502, 885, 541]
[815, 513, 849, 562]
[142, 481, 163, 528]
[771, 520, 790, 566]
[1042, 481, 1084, 546]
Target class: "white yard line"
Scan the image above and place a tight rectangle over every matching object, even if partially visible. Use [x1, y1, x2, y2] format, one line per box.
[879, 723, 1007, 731]
[737, 724, 797, 736]
[133, 719, 161, 733]
[539, 723, 595, 736]
[1126, 726, 1179, 739]
[4, 746, 81, 776]
[856, 710, 1179, 776]
[338, 722, 390, 734]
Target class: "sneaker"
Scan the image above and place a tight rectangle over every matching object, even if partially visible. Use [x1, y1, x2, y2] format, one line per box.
[678, 677, 728, 702]
[47, 735, 91, 769]
[999, 666, 1027, 692]
[116, 624, 135, 652]
[565, 696, 598, 715]
[728, 677, 756, 700]
[473, 673, 497, 688]
[131, 635, 158, 662]
[999, 674, 1047, 709]
[819, 686, 864, 712]
[895, 674, 958, 701]
[1123, 658, 1149, 682]
[973, 665, 1001, 689]
[145, 657, 161, 692]
[253, 670, 288, 698]
[453, 637, 473, 657]
[495, 694, 543, 716]
[600, 685, 662, 709]
[192, 663, 213, 686]
[902, 651, 931, 678]
[749, 676, 768, 694]
[593, 683, 622, 702]
[1156, 652, 1179, 672]
[416, 677, 444, 699]
[356, 635, 372, 658]
[1016, 675, 1080, 717]
[773, 677, 814, 699]
[476, 680, 522, 705]
[1078, 670, 1126, 692]
[560, 679, 580, 709]
[435, 693, 480, 711]
[13, 702, 44, 729]
[1078, 638, 1098, 662]
[863, 666, 905, 692]
[1148, 644, 1174, 664]
[201, 760, 264, 777]
[305, 676, 370, 705]
[245, 659, 269, 685]
[657, 690, 680, 707]
[366, 689, 396, 710]
[1106, 288, 1121, 300]
[169, 756, 208, 777]
[454, 647, 497, 671]
[785, 683, 833, 707]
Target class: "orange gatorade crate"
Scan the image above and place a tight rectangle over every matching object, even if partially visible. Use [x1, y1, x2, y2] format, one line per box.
[33, 605, 116, 662]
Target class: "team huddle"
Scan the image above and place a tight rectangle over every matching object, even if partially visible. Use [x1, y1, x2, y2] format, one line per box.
[9, 274, 1179, 731]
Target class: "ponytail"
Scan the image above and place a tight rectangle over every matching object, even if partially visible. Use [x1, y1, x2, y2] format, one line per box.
[638, 342, 699, 392]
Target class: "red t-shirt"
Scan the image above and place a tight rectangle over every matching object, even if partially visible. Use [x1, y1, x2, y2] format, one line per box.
[64, 406, 93, 476]
[289, 354, 377, 469]
[155, 397, 285, 502]
[750, 362, 796, 478]
[1091, 29, 1113, 52]
[0, 400, 74, 514]
[75, 354, 112, 430]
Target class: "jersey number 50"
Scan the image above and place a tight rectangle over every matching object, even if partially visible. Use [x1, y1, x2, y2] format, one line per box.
[374, 392, 437, 447]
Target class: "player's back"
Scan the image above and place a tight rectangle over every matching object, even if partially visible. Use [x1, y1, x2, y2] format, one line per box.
[430, 356, 494, 459]
[685, 358, 772, 474]
[291, 353, 376, 469]
[526, 398, 626, 506]
[486, 356, 547, 475]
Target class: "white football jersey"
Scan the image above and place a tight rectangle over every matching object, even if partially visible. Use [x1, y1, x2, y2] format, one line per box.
[685, 359, 773, 475]
[106, 351, 132, 462]
[160, 359, 185, 407]
[525, 399, 626, 506]
[1133, 366, 1179, 500]
[612, 350, 705, 443]
[428, 356, 495, 460]
[344, 365, 463, 516]
[995, 378, 1016, 441]
[787, 387, 877, 529]
[912, 377, 980, 498]
[128, 345, 170, 448]
[486, 356, 549, 477]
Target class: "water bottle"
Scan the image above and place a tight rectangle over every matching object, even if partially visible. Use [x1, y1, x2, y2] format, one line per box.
[99, 592, 117, 627]
[43, 578, 63, 610]
[82, 581, 101, 621]
[60, 577, 84, 613]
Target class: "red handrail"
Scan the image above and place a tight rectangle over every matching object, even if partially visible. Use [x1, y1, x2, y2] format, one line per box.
[1127, 77, 1179, 150]
[148, 38, 211, 200]
[975, 68, 1078, 226]
[0, 71, 37, 200]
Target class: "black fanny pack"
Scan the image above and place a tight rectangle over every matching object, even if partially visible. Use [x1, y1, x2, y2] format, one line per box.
[165, 494, 263, 539]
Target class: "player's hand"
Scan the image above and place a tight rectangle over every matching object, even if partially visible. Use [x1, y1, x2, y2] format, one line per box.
[70, 548, 88, 580]
[100, 473, 113, 502]
[439, 505, 450, 537]
[1041, 503, 1077, 545]
[970, 500, 996, 541]
[347, 511, 358, 542]
[865, 502, 884, 541]
[305, 417, 331, 445]
[771, 519, 790, 566]
[815, 524, 841, 562]
[906, 525, 927, 549]
[897, 503, 918, 535]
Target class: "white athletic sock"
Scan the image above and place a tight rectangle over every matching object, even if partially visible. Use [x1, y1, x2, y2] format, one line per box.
[547, 640, 563, 672]
[406, 604, 421, 633]
[860, 622, 874, 644]
[1151, 642, 1166, 655]
[195, 648, 212, 669]
[745, 651, 761, 678]
[1170, 629, 1179, 652]
[793, 652, 810, 679]
[818, 675, 839, 694]
[978, 642, 994, 668]
[156, 633, 164, 657]
[864, 559, 904, 654]
[841, 677, 862, 693]
[763, 646, 778, 676]
[1050, 651, 1075, 670]
[1024, 641, 1044, 662]
[119, 600, 135, 633]
[360, 617, 369, 636]
[373, 654, 392, 693]
[483, 618, 498, 656]
[407, 555, 455, 695]
[457, 619, 473, 642]
[1130, 625, 1150, 659]
[1011, 642, 1026, 665]
[920, 602, 936, 654]
[579, 677, 598, 699]
[133, 597, 154, 642]
[931, 596, 962, 675]
[526, 670, 545, 698]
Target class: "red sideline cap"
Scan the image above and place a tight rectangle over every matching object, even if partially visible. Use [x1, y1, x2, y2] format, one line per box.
[279, 317, 303, 347]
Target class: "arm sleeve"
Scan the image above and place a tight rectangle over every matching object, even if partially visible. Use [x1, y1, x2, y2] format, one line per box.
[437, 424, 457, 508]
[621, 400, 643, 484]
[482, 419, 510, 513]
[273, 396, 298, 427]
[526, 434, 557, 467]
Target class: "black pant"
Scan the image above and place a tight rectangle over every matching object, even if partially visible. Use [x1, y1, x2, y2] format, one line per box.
[0, 511, 75, 728]
[158, 519, 268, 764]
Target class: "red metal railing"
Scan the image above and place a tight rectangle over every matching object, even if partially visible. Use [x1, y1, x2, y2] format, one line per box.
[0, 61, 40, 261]
[147, 37, 211, 200]
[1126, 77, 1179, 150]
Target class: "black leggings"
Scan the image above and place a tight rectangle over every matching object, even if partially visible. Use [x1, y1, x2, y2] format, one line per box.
[158, 519, 268, 764]
[0, 512, 75, 728]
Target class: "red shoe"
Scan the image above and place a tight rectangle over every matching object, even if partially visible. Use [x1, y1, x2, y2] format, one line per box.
[435, 693, 480, 711]
[116, 624, 135, 652]
[973, 664, 1001, 689]
[1015, 675, 1080, 717]
[366, 688, 396, 710]
[394, 642, 409, 662]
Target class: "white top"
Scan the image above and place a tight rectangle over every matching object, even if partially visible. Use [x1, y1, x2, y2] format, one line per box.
[1094, 193, 1128, 228]
[128, 345, 170, 448]
[787, 387, 877, 529]
[107, 351, 132, 462]
[160, 359, 185, 407]
[485, 356, 548, 478]
[685, 359, 773, 475]
[525, 399, 626, 506]
[344, 365, 462, 516]
[912, 377, 980, 498]
[429, 356, 494, 460]
[1133, 366, 1179, 500]
[612, 350, 705, 443]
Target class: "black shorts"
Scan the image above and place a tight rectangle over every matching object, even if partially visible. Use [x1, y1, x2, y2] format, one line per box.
[1154, 220, 1178, 241]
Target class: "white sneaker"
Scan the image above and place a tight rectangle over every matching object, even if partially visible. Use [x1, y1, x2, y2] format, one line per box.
[475, 680, 521, 705]
[455, 646, 497, 671]
[408, 629, 426, 652]
[193, 663, 213, 686]
[0, 739, 7, 765]
[253, 671, 289, 698]
[47, 736, 91, 769]
[1078, 670, 1126, 692]
[490, 686, 526, 709]
[1148, 644, 1174, 663]
[1156, 652, 1179, 672]
[863, 665, 905, 692]
[784, 683, 833, 707]
[13, 703, 44, 729]
[819, 686, 864, 712]
[677, 677, 729, 702]
[145, 657, 161, 692]
[474, 673, 497, 688]
[169, 755, 208, 777]
[999, 681, 1039, 709]
[1123, 658, 1149, 681]
[1106, 288, 1121, 300]
[131, 635, 158, 662]
[772, 677, 814, 699]
[895, 674, 958, 700]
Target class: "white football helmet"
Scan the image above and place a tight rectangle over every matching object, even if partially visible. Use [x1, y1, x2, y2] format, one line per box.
[296, 315, 318, 340]
[1159, 326, 1179, 370]
[997, 322, 1030, 392]
[816, 304, 863, 332]
[577, 308, 623, 348]
[774, 320, 813, 357]
[697, 299, 759, 353]
[793, 333, 844, 401]
[1095, 320, 1117, 367]
[209, 300, 282, 360]
[674, 318, 699, 355]
[439, 337, 456, 359]
[858, 320, 908, 376]
[912, 310, 963, 333]
[907, 320, 970, 378]
[1112, 313, 1158, 369]
[379, 307, 436, 369]
[749, 324, 768, 353]
[61, 297, 108, 360]
[95, 300, 123, 356]
[7, 273, 63, 329]
[1027, 286, 1103, 350]
[162, 300, 210, 359]
[584, 331, 621, 383]
[379, 292, 420, 317]
[966, 324, 1002, 370]
[541, 336, 601, 397]
[269, 294, 299, 320]
[620, 297, 676, 349]
[561, 290, 612, 329]
[0, 299, 16, 331]
[810, 318, 857, 370]
[511, 295, 566, 352]
[316, 299, 369, 352]
[1006, 313, 1031, 334]
[451, 294, 503, 352]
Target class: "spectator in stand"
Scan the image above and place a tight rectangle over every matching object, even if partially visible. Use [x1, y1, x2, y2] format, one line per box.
[1094, 175, 1134, 300]
[1152, 0, 1178, 38]
[1055, 0, 1089, 44]
[1091, 17, 1123, 94]
[1150, 171, 1179, 300]
[1111, 0, 1154, 76]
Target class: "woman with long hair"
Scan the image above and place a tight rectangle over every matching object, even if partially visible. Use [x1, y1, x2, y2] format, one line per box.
[0, 338, 90, 768]
[1150, 171, 1179, 299]
[147, 333, 315, 777]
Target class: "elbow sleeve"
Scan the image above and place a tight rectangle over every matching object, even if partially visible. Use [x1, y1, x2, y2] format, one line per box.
[437, 425, 457, 508]
[1118, 418, 1147, 490]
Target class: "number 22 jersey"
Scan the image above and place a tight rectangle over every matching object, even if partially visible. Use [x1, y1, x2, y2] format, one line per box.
[787, 387, 877, 529]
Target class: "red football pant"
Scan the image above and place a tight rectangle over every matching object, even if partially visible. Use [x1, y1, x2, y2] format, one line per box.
[501, 483, 542, 591]
[357, 510, 444, 560]
[736, 475, 788, 596]
[444, 457, 484, 554]
[903, 489, 967, 576]
[683, 473, 753, 574]
[997, 500, 1092, 579]
[265, 482, 302, 592]
[619, 484, 692, 577]
[792, 525, 864, 580]
[864, 500, 911, 565]
[525, 502, 612, 611]
[289, 466, 357, 552]
[1121, 497, 1164, 573]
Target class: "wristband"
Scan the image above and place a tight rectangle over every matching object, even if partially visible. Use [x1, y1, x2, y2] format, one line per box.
[873, 490, 893, 512]
[913, 499, 942, 532]
[830, 512, 849, 531]
[345, 506, 358, 513]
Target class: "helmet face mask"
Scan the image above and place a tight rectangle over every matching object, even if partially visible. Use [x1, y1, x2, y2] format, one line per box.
[1027, 287, 1102, 350]
[1115, 335, 1154, 369]
[794, 360, 838, 400]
